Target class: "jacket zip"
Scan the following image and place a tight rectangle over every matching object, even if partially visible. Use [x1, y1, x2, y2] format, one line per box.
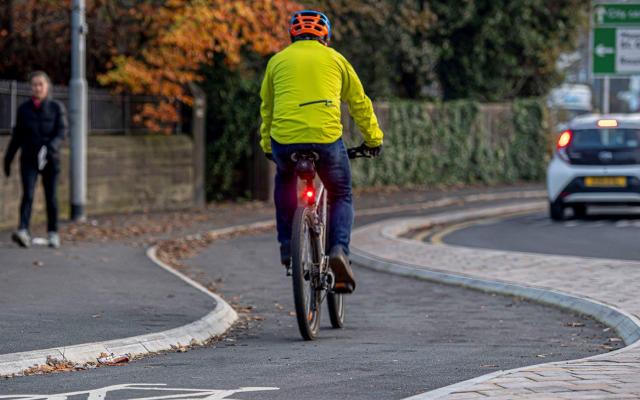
[299, 99, 333, 107]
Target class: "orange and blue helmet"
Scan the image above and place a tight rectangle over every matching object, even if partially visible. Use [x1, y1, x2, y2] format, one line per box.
[289, 10, 331, 44]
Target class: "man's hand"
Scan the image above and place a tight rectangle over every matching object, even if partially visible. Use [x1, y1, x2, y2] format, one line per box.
[363, 143, 382, 158]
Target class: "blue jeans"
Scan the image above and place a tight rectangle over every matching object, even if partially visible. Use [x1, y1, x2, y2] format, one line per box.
[271, 138, 354, 257]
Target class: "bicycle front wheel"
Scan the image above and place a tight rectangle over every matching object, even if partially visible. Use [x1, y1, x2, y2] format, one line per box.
[327, 291, 345, 328]
[291, 206, 321, 340]
[324, 211, 345, 329]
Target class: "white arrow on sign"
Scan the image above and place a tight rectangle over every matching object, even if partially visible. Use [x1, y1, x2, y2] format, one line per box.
[596, 43, 615, 57]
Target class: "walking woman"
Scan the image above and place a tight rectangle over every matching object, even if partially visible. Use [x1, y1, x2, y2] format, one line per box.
[3, 71, 67, 248]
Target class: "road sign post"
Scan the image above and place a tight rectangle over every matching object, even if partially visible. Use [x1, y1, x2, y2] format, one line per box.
[603, 75, 611, 112]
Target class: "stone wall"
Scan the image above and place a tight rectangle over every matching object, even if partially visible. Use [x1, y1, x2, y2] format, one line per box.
[0, 135, 194, 230]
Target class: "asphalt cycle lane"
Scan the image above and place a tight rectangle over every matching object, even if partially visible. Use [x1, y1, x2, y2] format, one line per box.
[439, 207, 640, 261]
[0, 206, 620, 399]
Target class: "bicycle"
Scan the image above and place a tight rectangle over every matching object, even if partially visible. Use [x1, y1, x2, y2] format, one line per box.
[289, 145, 375, 340]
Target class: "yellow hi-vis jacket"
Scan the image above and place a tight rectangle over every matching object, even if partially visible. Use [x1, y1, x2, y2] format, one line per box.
[259, 40, 384, 154]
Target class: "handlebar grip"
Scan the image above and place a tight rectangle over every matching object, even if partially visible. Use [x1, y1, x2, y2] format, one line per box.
[347, 146, 373, 159]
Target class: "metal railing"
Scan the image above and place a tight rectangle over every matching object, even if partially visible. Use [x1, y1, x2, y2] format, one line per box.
[0, 79, 172, 135]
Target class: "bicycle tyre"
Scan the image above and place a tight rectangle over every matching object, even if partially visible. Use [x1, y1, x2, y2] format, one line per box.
[327, 291, 345, 328]
[291, 206, 322, 340]
[324, 211, 345, 328]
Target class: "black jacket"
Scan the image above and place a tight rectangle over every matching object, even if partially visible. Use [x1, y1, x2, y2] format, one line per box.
[4, 98, 68, 168]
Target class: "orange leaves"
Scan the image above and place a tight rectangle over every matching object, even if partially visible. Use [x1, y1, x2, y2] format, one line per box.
[134, 101, 181, 134]
[100, 0, 301, 132]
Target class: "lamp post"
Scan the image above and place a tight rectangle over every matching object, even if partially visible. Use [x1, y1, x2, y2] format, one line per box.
[69, 0, 87, 221]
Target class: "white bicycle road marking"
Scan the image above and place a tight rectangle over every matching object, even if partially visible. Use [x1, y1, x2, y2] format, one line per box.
[0, 384, 279, 400]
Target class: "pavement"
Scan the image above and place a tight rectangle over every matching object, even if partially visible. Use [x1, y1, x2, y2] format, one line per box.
[351, 202, 640, 399]
[0, 183, 631, 399]
[0, 241, 213, 354]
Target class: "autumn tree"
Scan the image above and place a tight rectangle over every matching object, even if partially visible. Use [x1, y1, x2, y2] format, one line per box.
[428, 0, 590, 100]
[0, 1, 164, 84]
[99, 0, 300, 132]
[307, 0, 436, 99]
[305, 0, 588, 101]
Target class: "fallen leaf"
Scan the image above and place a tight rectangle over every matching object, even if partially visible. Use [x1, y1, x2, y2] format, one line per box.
[22, 356, 79, 375]
[97, 353, 130, 365]
[170, 343, 188, 353]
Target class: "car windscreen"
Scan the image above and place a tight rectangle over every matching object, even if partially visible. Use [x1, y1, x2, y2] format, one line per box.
[571, 129, 640, 150]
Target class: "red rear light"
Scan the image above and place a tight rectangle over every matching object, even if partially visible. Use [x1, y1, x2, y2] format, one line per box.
[306, 190, 314, 198]
[556, 130, 572, 163]
[557, 130, 572, 149]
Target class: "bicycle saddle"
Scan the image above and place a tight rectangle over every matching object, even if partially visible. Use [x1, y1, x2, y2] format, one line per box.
[291, 151, 319, 180]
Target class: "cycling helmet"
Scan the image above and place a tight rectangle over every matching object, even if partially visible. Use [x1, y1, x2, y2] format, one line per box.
[289, 10, 331, 44]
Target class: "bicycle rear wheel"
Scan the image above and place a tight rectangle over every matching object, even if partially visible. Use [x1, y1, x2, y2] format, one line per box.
[291, 206, 321, 340]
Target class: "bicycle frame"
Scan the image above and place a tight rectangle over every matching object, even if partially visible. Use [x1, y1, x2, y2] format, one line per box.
[299, 177, 331, 293]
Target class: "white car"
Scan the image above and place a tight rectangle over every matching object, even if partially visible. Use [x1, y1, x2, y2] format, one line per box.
[547, 114, 640, 220]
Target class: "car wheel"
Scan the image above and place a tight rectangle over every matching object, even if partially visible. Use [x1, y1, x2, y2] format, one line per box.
[572, 204, 587, 219]
[549, 200, 565, 221]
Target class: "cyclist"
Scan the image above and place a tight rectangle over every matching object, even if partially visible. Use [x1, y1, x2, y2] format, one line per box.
[260, 10, 384, 294]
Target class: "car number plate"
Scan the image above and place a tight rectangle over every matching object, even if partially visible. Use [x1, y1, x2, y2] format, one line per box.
[584, 176, 627, 187]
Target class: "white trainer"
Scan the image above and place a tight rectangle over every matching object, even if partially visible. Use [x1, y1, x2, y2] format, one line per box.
[48, 232, 61, 249]
[12, 229, 31, 248]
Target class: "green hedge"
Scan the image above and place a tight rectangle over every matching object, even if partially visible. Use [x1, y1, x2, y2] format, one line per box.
[344, 99, 549, 188]
[203, 97, 549, 199]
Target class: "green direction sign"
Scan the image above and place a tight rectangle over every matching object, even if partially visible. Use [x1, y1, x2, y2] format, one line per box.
[592, 3, 640, 75]
[593, 28, 616, 74]
[594, 3, 640, 26]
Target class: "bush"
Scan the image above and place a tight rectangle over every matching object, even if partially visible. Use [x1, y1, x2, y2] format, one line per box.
[201, 56, 267, 200]
[344, 99, 549, 188]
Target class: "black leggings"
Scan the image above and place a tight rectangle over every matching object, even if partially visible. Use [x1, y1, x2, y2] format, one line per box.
[19, 162, 59, 232]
